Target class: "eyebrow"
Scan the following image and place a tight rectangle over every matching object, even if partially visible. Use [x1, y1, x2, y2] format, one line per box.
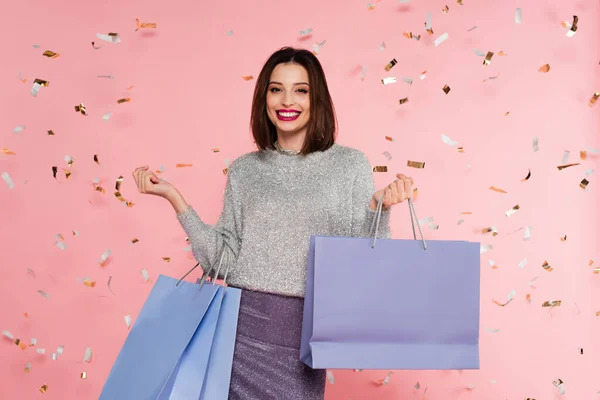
[268, 81, 309, 86]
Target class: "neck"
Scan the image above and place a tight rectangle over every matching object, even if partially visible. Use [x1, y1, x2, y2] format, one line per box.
[276, 131, 306, 152]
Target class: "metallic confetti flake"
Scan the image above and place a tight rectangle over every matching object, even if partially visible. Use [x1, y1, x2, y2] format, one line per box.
[403, 32, 421, 40]
[480, 244, 493, 254]
[99, 249, 111, 266]
[74, 103, 88, 115]
[135, 18, 156, 31]
[441, 134, 458, 147]
[578, 348, 583, 355]
[457, 219, 465, 225]
[594, 268, 600, 274]
[483, 51, 494, 65]
[533, 137, 539, 152]
[519, 258, 528, 269]
[30, 338, 37, 346]
[176, 163, 193, 168]
[467, 25, 477, 31]
[311, 40, 326, 55]
[419, 70, 427, 80]
[81, 372, 87, 379]
[579, 178, 589, 190]
[37, 290, 49, 298]
[96, 32, 121, 43]
[372, 166, 388, 173]
[97, 75, 115, 79]
[36, 348, 46, 354]
[381, 77, 397, 85]
[515, 8, 522, 24]
[56, 345, 64, 355]
[51, 353, 57, 360]
[493, 289, 516, 306]
[522, 169, 531, 181]
[377, 371, 393, 386]
[524, 226, 532, 240]
[226, 29, 233, 36]
[211, 148, 220, 153]
[474, 48, 485, 57]
[299, 28, 313, 36]
[242, 76, 254, 81]
[482, 227, 498, 236]
[25, 362, 31, 372]
[107, 276, 115, 294]
[489, 186, 507, 193]
[425, 12, 432, 30]
[327, 370, 335, 384]
[566, 15, 578, 37]
[84, 347, 93, 363]
[2, 172, 15, 189]
[526, 294, 532, 303]
[131, 238, 139, 244]
[83, 279, 96, 287]
[541, 261, 553, 272]
[442, 5, 449, 13]
[505, 204, 520, 217]
[590, 93, 600, 106]
[103, 112, 112, 121]
[382, 151, 392, 160]
[434, 32, 449, 47]
[64, 155, 74, 167]
[442, 84, 451, 94]
[538, 64, 550, 73]
[360, 66, 367, 81]
[384, 58, 397, 72]
[414, 381, 420, 390]
[560, 235, 567, 242]
[13, 125, 26, 133]
[385, 136, 395, 142]
[125, 315, 132, 329]
[402, 76, 413, 85]
[117, 98, 131, 104]
[542, 300, 562, 308]
[40, 384, 48, 394]
[561, 150, 570, 164]
[488, 260, 498, 269]
[407, 160, 425, 168]
[2, 330, 14, 340]
[162, 257, 171, 262]
[115, 176, 123, 191]
[553, 379, 565, 395]
[141, 268, 150, 282]
[42, 50, 59, 58]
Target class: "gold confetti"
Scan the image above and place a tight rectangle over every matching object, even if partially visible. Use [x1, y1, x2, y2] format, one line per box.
[442, 5, 449, 13]
[403, 32, 421, 40]
[580, 150, 587, 160]
[96, 32, 121, 43]
[176, 163, 193, 168]
[483, 51, 494, 65]
[579, 178, 589, 190]
[162, 257, 171, 262]
[589, 93, 599, 106]
[34, 78, 49, 87]
[384, 58, 397, 72]
[42, 50, 59, 58]
[565, 15, 578, 37]
[74, 103, 88, 115]
[489, 186, 507, 193]
[482, 227, 498, 236]
[1, 147, 15, 155]
[83, 279, 96, 287]
[504, 111, 510, 116]
[407, 160, 425, 168]
[557, 163, 579, 170]
[442, 84, 451, 94]
[597, 311, 600, 316]
[385, 136, 395, 142]
[131, 238, 139, 244]
[372, 166, 388, 172]
[94, 155, 100, 165]
[135, 18, 157, 31]
[542, 261, 553, 272]
[560, 235, 567, 242]
[521, 169, 531, 182]
[40, 384, 48, 394]
[223, 168, 229, 175]
[47, 130, 55, 136]
[211, 148, 220, 153]
[80, 372, 87, 379]
[542, 300, 562, 307]
[553, 378, 566, 395]
[25, 363, 31, 372]
[242, 76, 254, 81]
[117, 98, 131, 104]
[538, 64, 550, 73]
[589, 259, 595, 267]
[399, 97, 409, 104]
[505, 204, 520, 217]
[526, 294, 532, 303]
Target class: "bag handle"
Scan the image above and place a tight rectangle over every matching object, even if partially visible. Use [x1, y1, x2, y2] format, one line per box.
[175, 241, 233, 288]
[370, 196, 427, 250]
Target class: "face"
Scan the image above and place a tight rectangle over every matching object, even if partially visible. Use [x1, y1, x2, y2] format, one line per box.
[266, 63, 311, 139]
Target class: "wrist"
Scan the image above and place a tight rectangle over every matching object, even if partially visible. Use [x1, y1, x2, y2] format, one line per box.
[166, 189, 189, 214]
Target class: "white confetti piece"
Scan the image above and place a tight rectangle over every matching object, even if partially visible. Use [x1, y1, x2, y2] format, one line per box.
[2, 330, 14, 340]
[37, 290, 49, 298]
[99, 249, 111, 266]
[141, 268, 150, 282]
[2, 172, 15, 189]
[64, 154, 74, 165]
[519, 258, 528, 269]
[360, 66, 367, 81]
[13, 125, 26, 133]
[585, 169, 594, 176]
[327, 370, 335, 384]
[30, 338, 37, 346]
[434, 32, 449, 47]
[312, 40, 326, 54]
[103, 112, 112, 121]
[31, 82, 42, 97]
[54, 241, 66, 250]
[96, 33, 121, 43]
[425, 12, 432, 30]
[51, 353, 58, 360]
[36, 348, 46, 354]
[56, 345, 64, 355]
[402, 76, 413, 85]
[84, 347, 93, 363]
[125, 315, 132, 329]
[474, 48, 485, 57]
[480, 244, 493, 254]
[299, 28, 313, 36]
[533, 137, 539, 152]
[467, 385, 476, 390]
[561, 150, 570, 164]
[524, 226, 532, 240]
[419, 71, 427, 80]
[379, 42, 386, 51]
[381, 77, 397, 85]
[505, 205, 520, 217]
[441, 134, 458, 147]
[515, 8, 522, 24]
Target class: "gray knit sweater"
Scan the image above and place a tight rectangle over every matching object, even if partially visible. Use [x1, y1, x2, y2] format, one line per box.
[176, 143, 391, 298]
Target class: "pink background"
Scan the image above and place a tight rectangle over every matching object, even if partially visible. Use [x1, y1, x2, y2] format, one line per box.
[1, 0, 599, 399]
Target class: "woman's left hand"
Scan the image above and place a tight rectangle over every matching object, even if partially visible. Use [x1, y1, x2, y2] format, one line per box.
[370, 174, 414, 211]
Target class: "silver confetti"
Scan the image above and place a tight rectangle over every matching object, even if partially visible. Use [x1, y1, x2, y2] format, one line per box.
[467, 26, 477, 31]
[2, 330, 14, 340]
[107, 276, 115, 295]
[30, 338, 37, 346]
[97, 75, 115, 79]
[505, 205, 520, 217]
[37, 290, 49, 299]
[103, 112, 112, 121]
[36, 348, 46, 354]
[528, 276, 539, 287]
[226, 30, 233, 36]
[378, 371, 393, 385]
[99, 249, 111, 265]
[382, 151, 392, 160]
[486, 327, 500, 333]
[51, 353, 58, 360]
[96, 32, 121, 43]
[141, 268, 150, 282]
[84, 347, 93, 363]
[519, 258, 528, 269]
[31, 82, 42, 97]
[524, 226, 532, 240]
[441, 134, 458, 147]
[515, 8, 522, 24]
[402, 76, 414, 85]
[13, 125, 26, 133]
[327, 370, 335, 384]
[125, 315, 132, 329]
[480, 244, 493, 254]
[553, 378, 566, 395]
[299, 28, 313, 36]
[360, 66, 367, 81]
[25, 362, 31, 372]
[56, 345, 64, 355]
[2, 172, 15, 189]
[561, 150, 570, 164]
[474, 48, 485, 57]
[425, 12, 432, 30]
[533, 137, 539, 152]
[585, 169, 594, 176]
[434, 32, 449, 47]
[381, 77, 397, 85]
[457, 219, 465, 225]
[379, 42, 386, 51]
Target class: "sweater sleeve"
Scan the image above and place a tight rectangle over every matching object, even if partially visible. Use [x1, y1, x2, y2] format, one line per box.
[351, 153, 391, 239]
[176, 167, 241, 278]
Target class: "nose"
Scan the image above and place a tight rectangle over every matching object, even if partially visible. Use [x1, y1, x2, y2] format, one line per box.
[282, 92, 294, 107]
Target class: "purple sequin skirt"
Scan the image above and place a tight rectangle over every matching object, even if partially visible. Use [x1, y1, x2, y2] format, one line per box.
[228, 289, 326, 400]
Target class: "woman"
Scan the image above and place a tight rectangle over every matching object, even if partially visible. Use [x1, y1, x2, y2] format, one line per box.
[132, 46, 414, 400]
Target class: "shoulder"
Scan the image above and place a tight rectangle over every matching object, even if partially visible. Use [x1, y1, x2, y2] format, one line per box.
[330, 144, 372, 171]
[225, 150, 264, 180]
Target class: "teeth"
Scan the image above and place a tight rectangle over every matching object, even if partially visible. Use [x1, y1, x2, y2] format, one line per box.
[278, 112, 300, 117]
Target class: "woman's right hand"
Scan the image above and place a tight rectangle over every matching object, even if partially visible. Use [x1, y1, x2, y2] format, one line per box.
[132, 165, 177, 199]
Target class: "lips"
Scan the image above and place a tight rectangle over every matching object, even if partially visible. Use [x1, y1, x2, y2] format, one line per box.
[276, 109, 301, 121]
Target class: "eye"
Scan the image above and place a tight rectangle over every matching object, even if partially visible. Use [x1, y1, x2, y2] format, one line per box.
[269, 87, 281, 93]
[297, 88, 309, 94]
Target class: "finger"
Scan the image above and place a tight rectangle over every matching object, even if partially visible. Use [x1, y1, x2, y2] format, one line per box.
[401, 176, 410, 199]
[133, 170, 142, 193]
[149, 171, 160, 184]
[405, 179, 413, 198]
[395, 178, 406, 201]
[389, 181, 399, 204]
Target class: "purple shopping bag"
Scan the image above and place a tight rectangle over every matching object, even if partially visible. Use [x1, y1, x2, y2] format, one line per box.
[300, 198, 481, 370]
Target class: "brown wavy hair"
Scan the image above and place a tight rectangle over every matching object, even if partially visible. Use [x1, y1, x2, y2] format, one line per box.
[250, 46, 337, 156]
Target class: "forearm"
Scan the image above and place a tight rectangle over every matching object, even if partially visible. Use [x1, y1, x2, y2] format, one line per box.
[166, 189, 190, 215]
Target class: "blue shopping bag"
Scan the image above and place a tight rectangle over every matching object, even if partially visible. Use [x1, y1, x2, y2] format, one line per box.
[300, 198, 481, 370]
